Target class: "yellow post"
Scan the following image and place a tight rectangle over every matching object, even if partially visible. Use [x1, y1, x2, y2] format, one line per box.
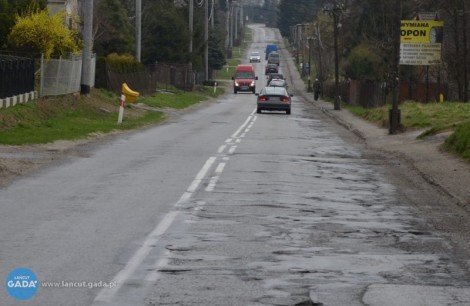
[439, 93, 444, 103]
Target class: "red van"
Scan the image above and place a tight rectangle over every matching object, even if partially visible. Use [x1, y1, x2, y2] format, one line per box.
[232, 64, 257, 94]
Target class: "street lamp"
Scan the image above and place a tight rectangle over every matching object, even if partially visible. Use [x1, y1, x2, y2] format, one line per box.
[324, 2, 344, 110]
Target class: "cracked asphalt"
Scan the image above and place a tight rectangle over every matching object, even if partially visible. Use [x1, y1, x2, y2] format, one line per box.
[0, 24, 469, 306]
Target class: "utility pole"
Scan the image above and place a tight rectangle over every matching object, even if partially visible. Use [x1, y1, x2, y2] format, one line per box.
[301, 24, 305, 76]
[211, 0, 214, 28]
[324, 2, 343, 110]
[333, 10, 340, 110]
[462, 0, 468, 102]
[189, 0, 194, 68]
[234, 2, 238, 42]
[135, 0, 141, 62]
[315, 23, 324, 89]
[80, 0, 93, 95]
[225, 0, 230, 52]
[390, 0, 401, 134]
[204, 0, 209, 81]
[240, 2, 244, 31]
[307, 36, 312, 92]
[230, 3, 234, 50]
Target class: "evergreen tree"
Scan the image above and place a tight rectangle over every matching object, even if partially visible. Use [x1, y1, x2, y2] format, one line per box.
[278, 0, 320, 38]
[94, 0, 134, 56]
[141, 0, 190, 65]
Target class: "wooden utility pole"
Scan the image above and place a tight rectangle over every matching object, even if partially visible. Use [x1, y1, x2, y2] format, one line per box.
[204, 0, 209, 81]
[135, 0, 141, 62]
[189, 0, 194, 68]
[462, 0, 468, 102]
[333, 11, 340, 110]
[390, 0, 401, 134]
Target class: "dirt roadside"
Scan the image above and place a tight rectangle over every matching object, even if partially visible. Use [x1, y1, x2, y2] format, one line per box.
[0, 135, 115, 188]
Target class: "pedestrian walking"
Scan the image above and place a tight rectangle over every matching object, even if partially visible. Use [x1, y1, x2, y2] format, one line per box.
[313, 78, 321, 101]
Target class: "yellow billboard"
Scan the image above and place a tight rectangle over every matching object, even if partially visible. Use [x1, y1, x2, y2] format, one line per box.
[401, 20, 444, 43]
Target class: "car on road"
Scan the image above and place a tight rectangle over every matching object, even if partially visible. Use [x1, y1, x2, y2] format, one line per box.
[267, 51, 280, 66]
[256, 86, 293, 115]
[232, 64, 257, 94]
[267, 78, 288, 88]
[249, 51, 261, 63]
[265, 43, 278, 60]
[265, 63, 278, 75]
[266, 73, 285, 85]
[266, 73, 285, 86]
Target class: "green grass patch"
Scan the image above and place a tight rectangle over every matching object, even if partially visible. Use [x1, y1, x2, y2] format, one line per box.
[140, 85, 224, 109]
[0, 85, 223, 145]
[345, 101, 470, 161]
[443, 120, 470, 162]
[0, 90, 164, 145]
[216, 64, 238, 80]
[345, 101, 470, 134]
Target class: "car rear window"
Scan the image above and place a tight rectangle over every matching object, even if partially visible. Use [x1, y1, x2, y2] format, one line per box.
[269, 80, 286, 87]
[263, 87, 287, 95]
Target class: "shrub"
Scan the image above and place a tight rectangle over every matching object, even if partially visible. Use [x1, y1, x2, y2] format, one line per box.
[7, 10, 81, 59]
[105, 53, 145, 73]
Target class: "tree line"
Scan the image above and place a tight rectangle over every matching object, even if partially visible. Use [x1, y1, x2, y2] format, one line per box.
[277, 0, 469, 102]
[1, 0, 468, 100]
[0, 0, 228, 73]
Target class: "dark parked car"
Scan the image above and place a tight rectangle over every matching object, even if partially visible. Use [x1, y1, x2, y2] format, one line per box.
[256, 86, 293, 115]
[265, 64, 278, 75]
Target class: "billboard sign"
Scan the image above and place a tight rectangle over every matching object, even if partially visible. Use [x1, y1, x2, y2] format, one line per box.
[400, 20, 444, 65]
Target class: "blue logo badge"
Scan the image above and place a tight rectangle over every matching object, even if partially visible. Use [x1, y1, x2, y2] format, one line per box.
[6, 267, 39, 300]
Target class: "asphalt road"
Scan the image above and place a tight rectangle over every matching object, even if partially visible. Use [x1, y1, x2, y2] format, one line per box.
[1, 24, 469, 306]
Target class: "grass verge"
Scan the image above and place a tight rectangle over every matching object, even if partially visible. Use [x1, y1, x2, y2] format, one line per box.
[0, 85, 225, 145]
[443, 120, 470, 162]
[141, 85, 224, 109]
[345, 101, 470, 162]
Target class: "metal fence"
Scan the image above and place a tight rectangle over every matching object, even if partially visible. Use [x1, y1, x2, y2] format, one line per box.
[0, 54, 35, 99]
[39, 53, 96, 97]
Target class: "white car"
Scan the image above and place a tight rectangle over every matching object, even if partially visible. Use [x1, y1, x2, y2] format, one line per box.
[249, 51, 261, 63]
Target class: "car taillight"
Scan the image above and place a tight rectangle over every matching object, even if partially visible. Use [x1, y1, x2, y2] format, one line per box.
[259, 96, 268, 102]
[281, 97, 289, 102]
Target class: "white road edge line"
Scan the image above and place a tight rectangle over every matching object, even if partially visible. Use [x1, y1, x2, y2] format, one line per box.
[93, 157, 216, 304]
[93, 111, 256, 304]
